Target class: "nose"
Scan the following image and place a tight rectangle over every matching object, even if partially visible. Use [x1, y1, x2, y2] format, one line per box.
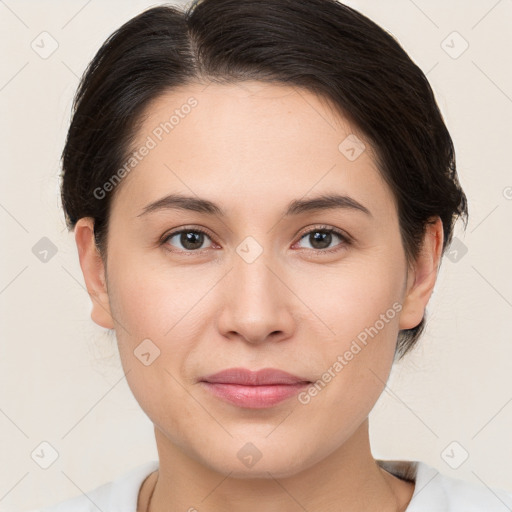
[216, 246, 297, 345]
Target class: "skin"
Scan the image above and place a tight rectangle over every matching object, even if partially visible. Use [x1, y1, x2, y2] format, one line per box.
[74, 81, 443, 512]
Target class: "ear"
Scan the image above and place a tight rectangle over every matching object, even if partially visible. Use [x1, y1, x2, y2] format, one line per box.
[74, 218, 114, 329]
[399, 217, 444, 330]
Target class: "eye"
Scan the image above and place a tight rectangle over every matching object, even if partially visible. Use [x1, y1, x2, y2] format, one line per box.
[161, 225, 351, 255]
[294, 226, 351, 254]
[162, 227, 215, 252]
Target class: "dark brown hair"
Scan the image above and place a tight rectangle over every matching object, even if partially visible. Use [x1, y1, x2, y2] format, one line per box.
[61, 0, 468, 358]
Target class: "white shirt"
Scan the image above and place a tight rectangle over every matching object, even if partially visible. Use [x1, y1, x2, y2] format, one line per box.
[28, 459, 512, 511]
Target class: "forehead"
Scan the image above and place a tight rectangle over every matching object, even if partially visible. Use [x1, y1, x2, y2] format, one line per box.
[142, 80, 363, 142]
[111, 80, 395, 220]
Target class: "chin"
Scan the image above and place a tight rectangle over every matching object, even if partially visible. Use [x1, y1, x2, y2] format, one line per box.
[199, 439, 320, 480]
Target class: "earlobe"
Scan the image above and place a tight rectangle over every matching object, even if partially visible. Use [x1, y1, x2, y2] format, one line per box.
[74, 218, 115, 329]
[399, 217, 444, 330]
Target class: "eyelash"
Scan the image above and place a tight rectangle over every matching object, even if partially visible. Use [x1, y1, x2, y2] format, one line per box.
[160, 225, 352, 256]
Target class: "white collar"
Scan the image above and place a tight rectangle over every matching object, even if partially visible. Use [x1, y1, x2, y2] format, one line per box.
[46, 458, 512, 512]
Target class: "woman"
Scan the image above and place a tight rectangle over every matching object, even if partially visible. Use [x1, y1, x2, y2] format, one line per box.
[29, 0, 512, 510]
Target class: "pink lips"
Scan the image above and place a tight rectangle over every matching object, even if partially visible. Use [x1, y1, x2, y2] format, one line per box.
[200, 368, 310, 409]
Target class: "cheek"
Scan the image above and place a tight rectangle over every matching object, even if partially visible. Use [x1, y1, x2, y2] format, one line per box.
[296, 255, 404, 410]
[298, 308, 399, 445]
[105, 252, 219, 398]
[105, 261, 205, 433]
[106, 249, 211, 341]
[298, 253, 405, 343]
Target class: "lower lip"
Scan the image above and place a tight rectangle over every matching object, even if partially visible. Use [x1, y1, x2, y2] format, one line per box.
[201, 382, 309, 409]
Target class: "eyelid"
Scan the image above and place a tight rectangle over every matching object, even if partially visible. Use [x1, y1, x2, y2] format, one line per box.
[295, 224, 352, 243]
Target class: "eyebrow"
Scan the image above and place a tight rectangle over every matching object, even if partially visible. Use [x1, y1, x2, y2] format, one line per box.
[137, 192, 372, 218]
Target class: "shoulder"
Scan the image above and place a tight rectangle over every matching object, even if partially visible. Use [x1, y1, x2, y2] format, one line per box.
[26, 460, 159, 512]
[378, 459, 512, 512]
[426, 466, 512, 511]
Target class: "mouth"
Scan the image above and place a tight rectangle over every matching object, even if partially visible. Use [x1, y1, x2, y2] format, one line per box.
[199, 367, 311, 409]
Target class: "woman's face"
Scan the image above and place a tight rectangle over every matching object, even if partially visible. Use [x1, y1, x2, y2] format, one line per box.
[78, 81, 438, 478]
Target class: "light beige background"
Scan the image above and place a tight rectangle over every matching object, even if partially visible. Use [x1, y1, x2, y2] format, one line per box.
[1, 1, 511, 510]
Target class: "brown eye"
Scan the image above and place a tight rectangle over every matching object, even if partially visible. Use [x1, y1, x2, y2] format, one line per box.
[295, 227, 350, 253]
[163, 229, 213, 252]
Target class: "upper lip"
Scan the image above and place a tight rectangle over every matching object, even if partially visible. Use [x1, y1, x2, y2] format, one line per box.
[200, 367, 310, 385]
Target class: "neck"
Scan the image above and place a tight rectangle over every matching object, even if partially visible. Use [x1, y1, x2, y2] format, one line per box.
[142, 419, 414, 512]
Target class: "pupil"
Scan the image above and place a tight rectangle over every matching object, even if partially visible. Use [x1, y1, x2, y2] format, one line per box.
[311, 231, 331, 249]
[182, 231, 203, 250]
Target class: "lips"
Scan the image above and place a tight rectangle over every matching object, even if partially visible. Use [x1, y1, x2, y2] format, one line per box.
[200, 367, 310, 386]
[199, 368, 311, 409]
